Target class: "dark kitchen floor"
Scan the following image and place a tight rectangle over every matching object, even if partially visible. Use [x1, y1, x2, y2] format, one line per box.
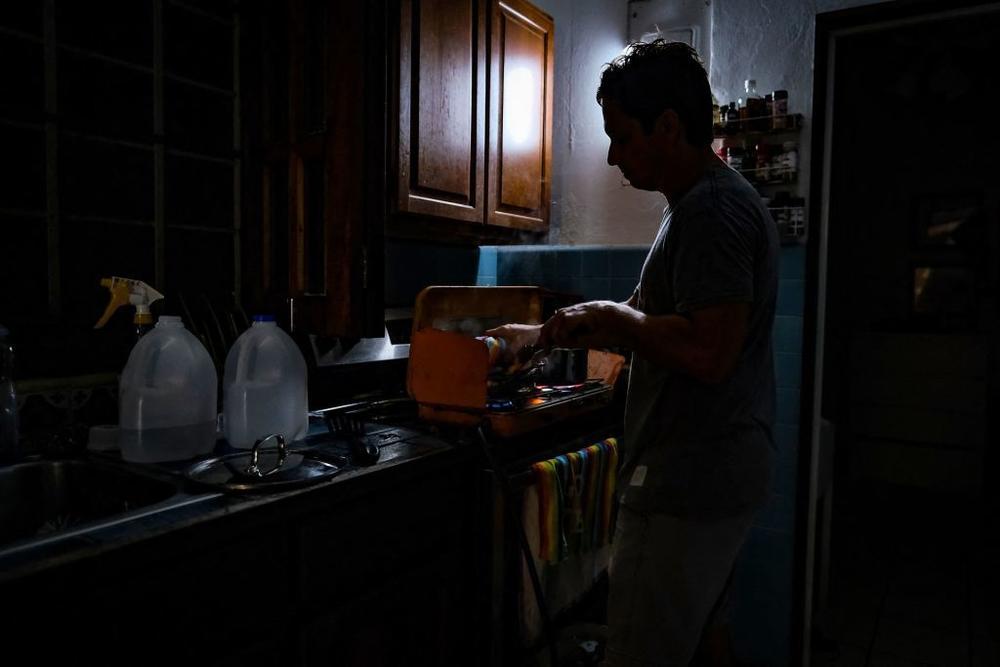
[811, 483, 1000, 667]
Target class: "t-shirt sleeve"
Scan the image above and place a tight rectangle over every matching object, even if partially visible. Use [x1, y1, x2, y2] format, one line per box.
[670, 206, 755, 313]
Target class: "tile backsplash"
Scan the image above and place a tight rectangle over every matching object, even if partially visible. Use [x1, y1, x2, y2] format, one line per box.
[477, 244, 648, 302]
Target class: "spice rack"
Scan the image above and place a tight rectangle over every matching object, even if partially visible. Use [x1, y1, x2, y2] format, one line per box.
[712, 113, 807, 245]
[713, 113, 805, 137]
[769, 204, 807, 244]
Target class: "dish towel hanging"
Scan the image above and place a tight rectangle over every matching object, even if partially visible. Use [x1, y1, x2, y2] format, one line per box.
[531, 437, 618, 564]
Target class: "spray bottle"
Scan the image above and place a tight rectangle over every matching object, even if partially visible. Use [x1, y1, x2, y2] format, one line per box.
[94, 276, 164, 340]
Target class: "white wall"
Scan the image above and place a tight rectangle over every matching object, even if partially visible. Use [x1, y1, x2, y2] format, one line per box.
[540, 0, 883, 246]
[532, 0, 666, 246]
[710, 0, 883, 233]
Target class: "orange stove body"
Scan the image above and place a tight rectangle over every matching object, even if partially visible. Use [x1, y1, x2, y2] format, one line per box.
[406, 287, 624, 437]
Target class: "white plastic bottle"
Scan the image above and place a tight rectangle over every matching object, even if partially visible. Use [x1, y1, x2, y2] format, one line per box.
[223, 315, 308, 449]
[119, 316, 218, 463]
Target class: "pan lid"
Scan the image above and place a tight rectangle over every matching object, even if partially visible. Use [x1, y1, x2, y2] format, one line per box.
[184, 434, 342, 493]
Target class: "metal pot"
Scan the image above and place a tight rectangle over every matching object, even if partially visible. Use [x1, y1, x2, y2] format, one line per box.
[540, 348, 588, 386]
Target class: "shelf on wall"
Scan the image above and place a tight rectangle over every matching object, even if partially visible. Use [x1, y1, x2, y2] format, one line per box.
[713, 113, 804, 137]
[738, 166, 797, 187]
[770, 205, 807, 245]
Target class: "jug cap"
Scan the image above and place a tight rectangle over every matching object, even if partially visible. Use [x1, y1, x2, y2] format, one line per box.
[252, 314, 276, 322]
[157, 315, 183, 327]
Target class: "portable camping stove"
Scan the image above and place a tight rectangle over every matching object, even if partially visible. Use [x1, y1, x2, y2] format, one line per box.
[407, 287, 623, 438]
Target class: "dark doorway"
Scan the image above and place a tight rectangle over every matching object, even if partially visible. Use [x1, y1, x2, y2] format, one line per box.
[807, 3, 1000, 665]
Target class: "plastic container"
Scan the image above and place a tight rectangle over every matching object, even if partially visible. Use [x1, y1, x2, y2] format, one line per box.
[223, 315, 308, 450]
[119, 316, 218, 463]
[0, 325, 19, 463]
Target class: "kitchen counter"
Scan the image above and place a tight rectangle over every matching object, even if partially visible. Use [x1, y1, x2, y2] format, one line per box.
[0, 423, 461, 582]
[0, 418, 481, 666]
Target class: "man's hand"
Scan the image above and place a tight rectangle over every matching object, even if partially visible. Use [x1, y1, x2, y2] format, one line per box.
[483, 323, 542, 363]
[485, 299, 750, 384]
[538, 301, 640, 349]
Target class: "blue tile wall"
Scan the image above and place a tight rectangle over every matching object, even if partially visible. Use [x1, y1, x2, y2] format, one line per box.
[780, 245, 806, 279]
[476, 246, 498, 287]
[736, 244, 806, 667]
[773, 316, 804, 353]
[579, 248, 610, 278]
[775, 352, 802, 390]
[478, 243, 808, 666]
[384, 239, 479, 306]
[733, 528, 795, 666]
[777, 279, 805, 316]
[479, 244, 646, 302]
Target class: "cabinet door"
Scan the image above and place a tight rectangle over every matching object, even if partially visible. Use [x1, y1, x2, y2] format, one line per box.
[487, 0, 553, 231]
[397, 0, 487, 224]
[254, 0, 384, 338]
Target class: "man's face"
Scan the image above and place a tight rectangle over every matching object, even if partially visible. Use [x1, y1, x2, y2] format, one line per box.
[602, 100, 665, 192]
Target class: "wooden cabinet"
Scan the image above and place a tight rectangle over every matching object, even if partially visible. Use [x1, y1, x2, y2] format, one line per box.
[487, 0, 554, 231]
[397, 0, 487, 224]
[247, 0, 387, 338]
[395, 0, 554, 235]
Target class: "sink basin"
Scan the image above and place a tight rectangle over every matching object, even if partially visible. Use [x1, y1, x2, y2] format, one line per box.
[0, 459, 180, 551]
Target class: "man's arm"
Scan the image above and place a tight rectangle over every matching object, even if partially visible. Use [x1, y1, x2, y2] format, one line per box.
[484, 289, 639, 356]
[538, 299, 749, 384]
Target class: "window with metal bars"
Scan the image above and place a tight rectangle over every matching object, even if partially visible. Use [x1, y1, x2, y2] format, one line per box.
[0, 0, 242, 377]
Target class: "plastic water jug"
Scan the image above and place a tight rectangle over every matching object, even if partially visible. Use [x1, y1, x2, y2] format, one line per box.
[119, 316, 218, 463]
[223, 315, 308, 449]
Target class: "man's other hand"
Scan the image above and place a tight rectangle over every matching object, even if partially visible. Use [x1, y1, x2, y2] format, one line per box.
[538, 301, 638, 349]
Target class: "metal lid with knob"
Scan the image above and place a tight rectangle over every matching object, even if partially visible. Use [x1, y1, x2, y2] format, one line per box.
[184, 433, 342, 493]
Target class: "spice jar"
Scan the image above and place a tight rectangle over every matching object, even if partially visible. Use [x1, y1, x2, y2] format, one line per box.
[772, 89, 789, 129]
[744, 79, 766, 131]
[755, 142, 771, 184]
[726, 146, 746, 172]
[725, 102, 739, 133]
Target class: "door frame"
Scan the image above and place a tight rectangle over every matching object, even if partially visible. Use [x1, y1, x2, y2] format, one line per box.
[798, 1, 1000, 663]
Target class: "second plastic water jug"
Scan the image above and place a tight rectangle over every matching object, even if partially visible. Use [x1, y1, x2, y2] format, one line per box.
[119, 316, 218, 463]
[223, 315, 308, 449]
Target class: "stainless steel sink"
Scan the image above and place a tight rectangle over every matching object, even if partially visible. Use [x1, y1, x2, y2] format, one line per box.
[0, 458, 181, 552]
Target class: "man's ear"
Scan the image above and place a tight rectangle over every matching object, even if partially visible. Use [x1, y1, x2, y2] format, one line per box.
[654, 109, 682, 144]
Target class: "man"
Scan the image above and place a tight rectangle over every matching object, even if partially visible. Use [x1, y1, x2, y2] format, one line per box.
[488, 40, 777, 666]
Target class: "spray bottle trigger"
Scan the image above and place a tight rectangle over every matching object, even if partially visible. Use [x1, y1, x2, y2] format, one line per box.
[95, 281, 132, 329]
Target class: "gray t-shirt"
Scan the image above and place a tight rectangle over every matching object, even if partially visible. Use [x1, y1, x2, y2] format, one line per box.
[620, 162, 778, 519]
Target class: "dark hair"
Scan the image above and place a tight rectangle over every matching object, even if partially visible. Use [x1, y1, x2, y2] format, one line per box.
[596, 40, 713, 147]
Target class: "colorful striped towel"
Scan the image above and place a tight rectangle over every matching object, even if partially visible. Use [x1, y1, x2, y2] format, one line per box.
[531, 437, 619, 564]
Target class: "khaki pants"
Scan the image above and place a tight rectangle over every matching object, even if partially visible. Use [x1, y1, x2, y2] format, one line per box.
[603, 505, 755, 666]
